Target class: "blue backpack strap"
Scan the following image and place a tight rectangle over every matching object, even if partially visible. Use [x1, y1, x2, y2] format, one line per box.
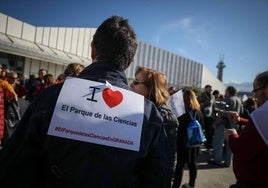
[193, 111, 197, 120]
[187, 108, 196, 121]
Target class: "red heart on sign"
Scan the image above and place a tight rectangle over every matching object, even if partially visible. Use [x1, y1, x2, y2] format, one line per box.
[102, 88, 123, 108]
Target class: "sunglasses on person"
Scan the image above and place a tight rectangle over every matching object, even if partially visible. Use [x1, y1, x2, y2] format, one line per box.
[251, 85, 266, 95]
[132, 79, 145, 85]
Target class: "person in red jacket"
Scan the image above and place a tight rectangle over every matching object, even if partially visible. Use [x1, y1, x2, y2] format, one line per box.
[224, 70, 268, 188]
[0, 66, 20, 147]
[3, 71, 26, 100]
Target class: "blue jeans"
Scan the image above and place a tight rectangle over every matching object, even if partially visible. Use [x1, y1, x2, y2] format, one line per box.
[212, 124, 232, 166]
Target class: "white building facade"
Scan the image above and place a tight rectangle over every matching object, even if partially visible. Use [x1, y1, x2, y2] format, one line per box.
[0, 12, 225, 93]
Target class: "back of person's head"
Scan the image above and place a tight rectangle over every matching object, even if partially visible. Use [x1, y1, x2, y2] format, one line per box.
[29, 74, 36, 79]
[56, 73, 65, 83]
[64, 63, 85, 78]
[243, 97, 257, 110]
[226, 86, 237, 96]
[219, 94, 225, 100]
[212, 90, 219, 96]
[43, 74, 54, 86]
[92, 15, 138, 71]
[135, 66, 169, 106]
[183, 89, 200, 111]
[168, 86, 177, 95]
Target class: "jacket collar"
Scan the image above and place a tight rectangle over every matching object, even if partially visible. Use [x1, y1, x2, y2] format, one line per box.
[79, 61, 129, 89]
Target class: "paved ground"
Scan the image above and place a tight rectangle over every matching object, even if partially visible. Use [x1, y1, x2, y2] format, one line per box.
[180, 147, 236, 188]
[0, 144, 236, 187]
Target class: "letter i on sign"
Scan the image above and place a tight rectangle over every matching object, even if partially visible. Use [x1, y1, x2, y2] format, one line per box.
[87, 86, 100, 102]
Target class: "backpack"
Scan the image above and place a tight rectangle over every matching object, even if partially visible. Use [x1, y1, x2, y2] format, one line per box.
[157, 104, 179, 130]
[185, 110, 206, 147]
[4, 99, 21, 131]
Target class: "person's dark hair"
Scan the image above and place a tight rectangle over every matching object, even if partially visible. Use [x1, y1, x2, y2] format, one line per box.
[169, 86, 176, 91]
[43, 74, 54, 85]
[243, 97, 257, 111]
[38, 68, 47, 74]
[168, 86, 177, 95]
[226, 86, 237, 96]
[205, 85, 212, 89]
[212, 90, 219, 96]
[92, 15, 138, 71]
[64, 63, 85, 78]
[255, 70, 268, 87]
[29, 74, 36, 79]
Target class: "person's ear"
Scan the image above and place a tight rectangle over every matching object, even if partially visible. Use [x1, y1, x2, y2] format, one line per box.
[91, 41, 97, 62]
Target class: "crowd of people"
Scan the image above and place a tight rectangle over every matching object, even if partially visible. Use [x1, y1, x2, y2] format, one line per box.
[0, 63, 85, 147]
[0, 15, 267, 188]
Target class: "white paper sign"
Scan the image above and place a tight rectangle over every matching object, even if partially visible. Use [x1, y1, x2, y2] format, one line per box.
[169, 90, 186, 117]
[47, 77, 144, 151]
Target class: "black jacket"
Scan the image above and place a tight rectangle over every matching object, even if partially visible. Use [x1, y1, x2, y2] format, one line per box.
[157, 104, 179, 158]
[0, 61, 170, 188]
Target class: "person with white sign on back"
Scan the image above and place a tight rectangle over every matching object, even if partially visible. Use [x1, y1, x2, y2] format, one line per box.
[0, 16, 170, 188]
